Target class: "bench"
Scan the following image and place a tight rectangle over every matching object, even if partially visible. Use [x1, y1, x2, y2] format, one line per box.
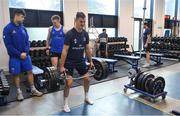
[113, 54, 141, 70]
[32, 65, 44, 89]
[135, 52, 163, 65]
[92, 57, 118, 73]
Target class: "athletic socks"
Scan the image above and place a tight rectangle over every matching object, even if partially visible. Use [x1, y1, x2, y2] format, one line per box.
[85, 92, 94, 105]
[63, 97, 71, 112]
[17, 88, 22, 93]
[30, 85, 36, 91]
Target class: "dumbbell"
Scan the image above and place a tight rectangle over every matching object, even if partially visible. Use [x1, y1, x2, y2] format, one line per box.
[42, 40, 47, 47]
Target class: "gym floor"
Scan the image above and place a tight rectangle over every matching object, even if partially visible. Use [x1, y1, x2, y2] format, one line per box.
[0, 62, 179, 115]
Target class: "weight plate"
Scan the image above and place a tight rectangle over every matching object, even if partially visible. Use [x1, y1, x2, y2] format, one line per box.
[139, 73, 149, 90]
[135, 72, 144, 88]
[149, 76, 165, 95]
[92, 58, 109, 81]
[152, 76, 165, 95]
[143, 74, 155, 92]
[128, 69, 137, 79]
[136, 72, 145, 89]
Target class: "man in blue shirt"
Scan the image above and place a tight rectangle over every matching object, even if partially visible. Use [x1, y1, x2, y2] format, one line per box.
[46, 15, 67, 68]
[60, 12, 94, 112]
[98, 29, 108, 58]
[3, 9, 43, 101]
[142, 22, 152, 67]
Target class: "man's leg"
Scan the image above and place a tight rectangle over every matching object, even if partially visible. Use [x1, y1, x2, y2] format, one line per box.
[83, 74, 93, 105]
[146, 51, 150, 64]
[9, 57, 24, 101]
[14, 74, 24, 101]
[23, 55, 43, 96]
[27, 71, 43, 96]
[63, 76, 73, 112]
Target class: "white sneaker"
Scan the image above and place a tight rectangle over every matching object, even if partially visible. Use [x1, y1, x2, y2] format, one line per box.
[85, 98, 94, 105]
[63, 105, 71, 112]
[31, 89, 43, 97]
[16, 91, 24, 101]
[142, 63, 150, 68]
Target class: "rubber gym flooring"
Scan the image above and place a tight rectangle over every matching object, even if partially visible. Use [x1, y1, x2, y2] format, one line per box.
[0, 59, 179, 115]
[56, 93, 166, 115]
[5, 58, 178, 103]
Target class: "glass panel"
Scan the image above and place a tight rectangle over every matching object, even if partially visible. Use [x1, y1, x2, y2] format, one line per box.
[26, 28, 48, 41]
[8, 0, 63, 11]
[133, 21, 140, 51]
[165, 0, 175, 18]
[88, 0, 116, 15]
[134, 0, 151, 18]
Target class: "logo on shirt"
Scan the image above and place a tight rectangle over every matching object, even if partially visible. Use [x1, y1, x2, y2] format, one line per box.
[83, 37, 86, 42]
[74, 38, 77, 44]
[12, 30, 16, 34]
[3, 35, 5, 39]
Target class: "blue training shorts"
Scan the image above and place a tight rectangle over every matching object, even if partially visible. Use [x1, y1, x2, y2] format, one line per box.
[9, 55, 33, 75]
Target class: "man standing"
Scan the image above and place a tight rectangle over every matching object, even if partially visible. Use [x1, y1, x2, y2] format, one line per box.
[46, 15, 66, 68]
[98, 29, 108, 58]
[142, 22, 152, 67]
[3, 9, 43, 101]
[60, 12, 94, 112]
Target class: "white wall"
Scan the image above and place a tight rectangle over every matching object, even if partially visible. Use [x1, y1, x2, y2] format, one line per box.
[118, 0, 134, 51]
[63, 0, 88, 31]
[153, 0, 165, 36]
[0, 0, 10, 71]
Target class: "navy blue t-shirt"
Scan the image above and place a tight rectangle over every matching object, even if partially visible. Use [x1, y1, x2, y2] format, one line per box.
[64, 28, 89, 62]
[143, 28, 151, 44]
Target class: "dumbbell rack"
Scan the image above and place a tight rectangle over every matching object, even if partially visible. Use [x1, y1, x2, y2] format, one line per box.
[151, 37, 180, 60]
[106, 37, 130, 57]
[124, 84, 167, 102]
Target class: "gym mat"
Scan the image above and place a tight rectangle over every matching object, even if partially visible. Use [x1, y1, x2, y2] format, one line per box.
[55, 93, 166, 115]
[5, 75, 80, 103]
[4, 59, 178, 103]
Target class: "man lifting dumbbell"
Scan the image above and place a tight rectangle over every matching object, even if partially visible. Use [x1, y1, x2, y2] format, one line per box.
[60, 12, 94, 112]
[3, 9, 43, 101]
[46, 15, 67, 68]
[142, 22, 152, 67]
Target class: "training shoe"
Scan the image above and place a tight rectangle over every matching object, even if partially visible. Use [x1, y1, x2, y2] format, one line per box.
[16, 91, 24, 101]
[142, 63, 150, 68]
[85, 98, 94, 105]
[31, 89, 43, 97]
[63, 105, 71, 112]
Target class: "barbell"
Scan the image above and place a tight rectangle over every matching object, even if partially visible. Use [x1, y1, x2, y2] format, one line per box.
[36, 58, 109, 92]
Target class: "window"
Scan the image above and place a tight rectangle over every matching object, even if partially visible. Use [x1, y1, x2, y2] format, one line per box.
[134, 0, 151, 18]
[88, 0, 117, 15]
[9, 0, 63, 11]
[26, 28, 48, 41]
[178, 0, 180, 20]
[165, 0, 176, 18]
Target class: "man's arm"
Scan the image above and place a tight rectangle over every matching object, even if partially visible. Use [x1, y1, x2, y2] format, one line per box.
[85, 44, 93, 63]
[3, 27, 21, 58]
[60, 45, 69, 68]
[46, 27, 52, 48]
[24, 28, 30, 54]
[146, 34, 151, 44]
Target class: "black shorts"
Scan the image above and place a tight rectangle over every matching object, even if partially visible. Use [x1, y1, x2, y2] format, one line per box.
[50, 52, 62, 58]
[64, 61, 88, 76]
[99, 43, 106, 51]
[144, 43, 151, 52]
